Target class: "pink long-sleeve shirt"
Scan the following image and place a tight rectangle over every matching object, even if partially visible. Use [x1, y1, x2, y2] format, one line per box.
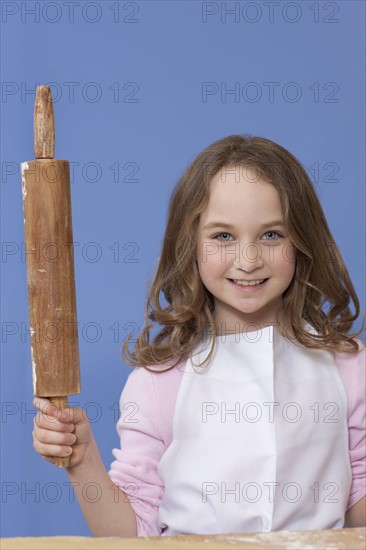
[107, 339, 366, 537]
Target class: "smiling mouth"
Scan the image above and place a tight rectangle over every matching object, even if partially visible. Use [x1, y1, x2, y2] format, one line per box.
[228, 278, 268, 287]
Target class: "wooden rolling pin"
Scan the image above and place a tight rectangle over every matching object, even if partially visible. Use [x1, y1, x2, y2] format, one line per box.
[21, 86, 81, 468]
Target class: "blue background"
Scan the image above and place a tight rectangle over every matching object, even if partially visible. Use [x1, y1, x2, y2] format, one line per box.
[1, 0, 365, 538]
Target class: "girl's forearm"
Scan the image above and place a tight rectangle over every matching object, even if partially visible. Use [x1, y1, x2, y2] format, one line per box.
[345, 496, 366, 527]
[66, 437, 137, 537]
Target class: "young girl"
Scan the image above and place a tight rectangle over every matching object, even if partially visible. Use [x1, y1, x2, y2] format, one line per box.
[33, 134, 365, 537]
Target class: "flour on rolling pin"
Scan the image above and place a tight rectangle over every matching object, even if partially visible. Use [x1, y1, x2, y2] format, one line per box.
[21, 162, 29, 202]
[21, 85, 81, 469]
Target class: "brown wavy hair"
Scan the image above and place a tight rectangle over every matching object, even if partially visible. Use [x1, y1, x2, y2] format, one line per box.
[121, 134, 364, 372]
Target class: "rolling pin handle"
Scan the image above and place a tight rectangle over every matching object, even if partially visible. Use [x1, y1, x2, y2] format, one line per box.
[34, 86, 55, 160]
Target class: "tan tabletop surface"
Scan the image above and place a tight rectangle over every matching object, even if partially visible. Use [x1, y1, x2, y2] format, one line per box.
[1, 528, 365, 549]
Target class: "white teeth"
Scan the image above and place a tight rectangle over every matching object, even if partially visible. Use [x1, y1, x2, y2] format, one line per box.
[232, 279, 265, 286]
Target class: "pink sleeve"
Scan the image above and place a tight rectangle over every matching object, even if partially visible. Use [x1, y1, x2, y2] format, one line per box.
[335, 339, 366, 511]
[107, 366, 166, 537]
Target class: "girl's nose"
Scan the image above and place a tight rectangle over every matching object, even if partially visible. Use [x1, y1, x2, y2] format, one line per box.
[233, 242, 264, 271]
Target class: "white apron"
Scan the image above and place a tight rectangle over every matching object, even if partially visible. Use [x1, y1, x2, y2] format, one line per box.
[157, 324, 351, 535]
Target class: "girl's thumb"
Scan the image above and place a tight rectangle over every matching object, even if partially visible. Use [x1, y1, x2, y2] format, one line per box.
[33, 398, 88, 424]
[57, 406, 87, 424]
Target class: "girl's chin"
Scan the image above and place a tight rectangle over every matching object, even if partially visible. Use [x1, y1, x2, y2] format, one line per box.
[212, 300, 283, 330]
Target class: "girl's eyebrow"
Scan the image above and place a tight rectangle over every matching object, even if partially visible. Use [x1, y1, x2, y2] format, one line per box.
[203, 221, 285, 230]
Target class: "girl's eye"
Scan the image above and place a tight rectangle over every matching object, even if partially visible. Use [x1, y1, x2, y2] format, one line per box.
[215, 232, 233, 241]
[262, 231, 281, 240]
[214, 231, 282, 242]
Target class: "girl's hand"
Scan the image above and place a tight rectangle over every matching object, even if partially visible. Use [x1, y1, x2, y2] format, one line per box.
[32, 397, 94, 469]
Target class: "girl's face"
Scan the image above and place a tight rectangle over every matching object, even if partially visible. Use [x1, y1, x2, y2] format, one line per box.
[196, 165, 296, 334]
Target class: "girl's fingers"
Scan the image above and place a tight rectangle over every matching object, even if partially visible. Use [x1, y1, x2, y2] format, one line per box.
[34, 440, 73, 458]
[33, 412, 74, 432]
[32, 398, 91, 467]
[33, 427, 76, 446]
